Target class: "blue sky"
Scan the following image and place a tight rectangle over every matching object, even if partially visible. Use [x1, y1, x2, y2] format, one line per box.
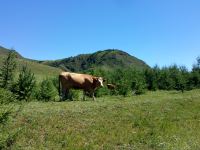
[0, 0, 199, 70]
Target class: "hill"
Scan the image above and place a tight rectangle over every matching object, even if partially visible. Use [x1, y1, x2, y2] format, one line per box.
[41, 49, 150, 72]
[0, 46, 62, 80]
[0, 46, 23, 58]
[0, 46, 150, 77]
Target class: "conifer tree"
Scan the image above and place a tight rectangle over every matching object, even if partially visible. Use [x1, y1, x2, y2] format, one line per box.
[0, 50, 17, 89]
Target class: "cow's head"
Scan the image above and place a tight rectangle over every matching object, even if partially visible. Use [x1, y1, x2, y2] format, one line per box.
[93, 77, 104, 87]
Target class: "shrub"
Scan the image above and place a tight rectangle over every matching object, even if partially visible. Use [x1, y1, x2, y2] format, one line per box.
[51, 77, 59, 93]
[0, 88, 16, 104]
[0, 104, 22, 149]
[38, 78, 58, 101]
[95, 86, 110, 97]
[116, 81, 130, 96]
[131, 76, 146, 95]
[0, 50, 17, 89]
[66, 89, 81, 101]
[144, 68, 158, 91]
[11, 65, 36, 101]
[0, 105, 12, 149]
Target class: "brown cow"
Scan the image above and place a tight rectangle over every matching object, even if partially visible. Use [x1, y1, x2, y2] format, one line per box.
[59, 72, 104, 100]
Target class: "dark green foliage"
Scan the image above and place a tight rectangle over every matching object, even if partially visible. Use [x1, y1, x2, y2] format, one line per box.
[66, 89, 81, 101]
[0, 105, 12, 149]
[51, 77, 59, 93]
[0, 104, 22, 149]
[99, 69, 147, 96]
[117, 80, 131, 96]
[42, 49, 149, 72]
[190, 71, 200, 88]
[38, 78, 58, 101]
[11, 65, 36, 101]
[0, 91, 20, 149]
[173, 66, 188, 92]
[95, 87, 110, 97]
[144, 66, 159, 91]
[157, 67, 173, 90]
[131, 73, 147, 95]
[0, 88, 16, 104]
[0, 50, 17, 89]
[190, 57, 200, 88]
[146, 65, 191, 92]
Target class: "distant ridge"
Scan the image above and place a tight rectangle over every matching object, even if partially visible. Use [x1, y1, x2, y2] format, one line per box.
[0, 46, 61, 78]
[0, 46, 150, 73]
[0, 46, 23, 58]
[41, 49, 150, 72]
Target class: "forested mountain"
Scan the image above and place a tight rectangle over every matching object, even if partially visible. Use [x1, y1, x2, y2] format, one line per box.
[0, 46, 149, 74]
[41, 49, 150, 72]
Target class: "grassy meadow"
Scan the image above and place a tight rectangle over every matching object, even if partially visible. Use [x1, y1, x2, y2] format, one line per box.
[0, 56, 61, 81]
[7, 89, 200, 149]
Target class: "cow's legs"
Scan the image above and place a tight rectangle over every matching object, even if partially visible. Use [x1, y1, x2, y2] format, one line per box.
[61, 88, 66, 100]
[89, 90, 95, 101]
[61, 88, 70, 100]
[65, 89, 70, 100]
[92, 92, 95, 101]
[83, 90, 95, 101]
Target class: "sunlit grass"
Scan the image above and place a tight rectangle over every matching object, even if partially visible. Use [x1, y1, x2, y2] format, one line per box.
[8, 89, 200, 149]
[0, 56, 61, 81]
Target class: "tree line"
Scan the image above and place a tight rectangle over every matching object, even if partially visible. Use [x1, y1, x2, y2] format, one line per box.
[0, 51, 200, 103]
[88, 57, 200, 97]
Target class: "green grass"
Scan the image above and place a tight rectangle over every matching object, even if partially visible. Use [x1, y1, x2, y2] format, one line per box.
[7, 90, 200, 149]
[0, 56, 61, 81]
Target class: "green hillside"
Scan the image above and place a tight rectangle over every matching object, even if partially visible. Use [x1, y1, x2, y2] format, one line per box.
[0, 46, 62, 80]
[0, 46, 23, 58]
[0, 46, 150, 78]
[42, 49, 150, 72]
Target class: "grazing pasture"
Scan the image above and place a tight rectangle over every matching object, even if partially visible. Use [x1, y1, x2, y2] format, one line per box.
[7, 89, 200, 149]
[0, 56, 61, 81]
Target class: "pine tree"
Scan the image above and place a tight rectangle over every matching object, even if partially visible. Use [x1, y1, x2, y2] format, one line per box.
[191, 56, 200, 88]
[39, 78, 57, 101]
[12, 65, 36, 101]
[0, 50, 17, 89]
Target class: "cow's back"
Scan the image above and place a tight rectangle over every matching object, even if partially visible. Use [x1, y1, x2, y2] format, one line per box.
[60, 72, 94, 90]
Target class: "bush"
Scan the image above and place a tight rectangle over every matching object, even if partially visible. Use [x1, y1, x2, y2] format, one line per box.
[0, 50, 17, 89]
[66, 89, 81, 101]
[51, 77, 59, 93]
[0, 105, 12, 149]
[38, 78, 58, 101]
[0, 104, 21, 149]
[117, 81, 131, 96]
[0, 103, 21, 149]
[11, 66, 36, 101]
[131, 76, 146, 95]
[144, 68, 158, 91]
[95, 86, 110, 97]
[0, 88, 16, 104]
